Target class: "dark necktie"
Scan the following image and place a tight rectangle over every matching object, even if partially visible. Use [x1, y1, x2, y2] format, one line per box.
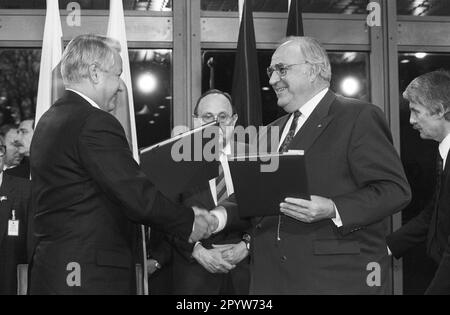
[216, 163, 228, 204]
[435, 154, 444, 201]
[279, 111, 302, 153]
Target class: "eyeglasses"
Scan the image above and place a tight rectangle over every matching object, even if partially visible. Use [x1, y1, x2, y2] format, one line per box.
[0, 145, 6, 157]
[193, 112, 235, 125]
[266, 62, 308, 79]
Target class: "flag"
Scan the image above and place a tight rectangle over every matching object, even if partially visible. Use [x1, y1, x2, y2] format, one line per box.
[107, 0, 139, 162]
[231, 0, 262, 128]
[107, 0, 147, 296]
[35, 0, 64, 125]
[286, 0, 305, 36]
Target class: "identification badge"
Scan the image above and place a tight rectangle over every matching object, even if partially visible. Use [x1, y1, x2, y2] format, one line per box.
[8, 210, 19, 237]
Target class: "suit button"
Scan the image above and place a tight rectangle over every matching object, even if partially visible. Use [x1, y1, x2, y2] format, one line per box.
[256, 224, 262, 229]
[281, 256, 287, 262]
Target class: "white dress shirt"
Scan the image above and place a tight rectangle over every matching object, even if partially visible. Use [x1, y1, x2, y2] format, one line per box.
[439, 132, 450, 169]
[277, 88, 343, 227]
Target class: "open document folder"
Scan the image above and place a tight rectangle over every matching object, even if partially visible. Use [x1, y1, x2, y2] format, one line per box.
[228, 151, 310, 218]
[139, 121, 220, 201]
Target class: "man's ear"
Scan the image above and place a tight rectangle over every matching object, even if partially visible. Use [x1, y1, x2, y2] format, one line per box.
[88, 64, 101, 84]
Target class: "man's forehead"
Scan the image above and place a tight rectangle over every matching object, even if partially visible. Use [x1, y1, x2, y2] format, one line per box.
[198, 94, 232, 114]
[271, 42, 302, 65]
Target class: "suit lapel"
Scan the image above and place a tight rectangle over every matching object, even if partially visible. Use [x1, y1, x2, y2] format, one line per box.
[288, 90, 337, 152]
[0, 175, 15, 245]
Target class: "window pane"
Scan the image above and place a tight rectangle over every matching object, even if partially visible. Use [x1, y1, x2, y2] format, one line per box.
[397, 0, 450, 16]
[0, 48, 172, 148]
[398, 52, 447, 294]
[0, 0, 172, 11]
[201, 0, 369, 14]
[202, 50, 370, 125]
[130, 49, 173, 148]
[0, 49, 41, 125]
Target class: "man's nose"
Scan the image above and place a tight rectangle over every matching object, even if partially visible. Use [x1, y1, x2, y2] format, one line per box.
[269, 71, 281, 86]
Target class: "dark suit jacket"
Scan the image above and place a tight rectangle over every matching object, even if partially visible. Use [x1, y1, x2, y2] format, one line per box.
[0, 174, 32, 295]
[29, 91, 194, 295]
[248, 90, 411, 294]
[5, 157, 30, 179]
[387, 151, 450, 295]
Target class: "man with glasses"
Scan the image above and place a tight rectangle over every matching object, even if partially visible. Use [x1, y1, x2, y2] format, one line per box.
[0, 137, 33, 295]
[148, 90, 251, 295]
[248, 37, 411, 294]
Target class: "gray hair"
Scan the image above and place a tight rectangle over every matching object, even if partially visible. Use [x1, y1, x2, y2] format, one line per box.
[403, 70, 450, 119]
[61, 34, 121, 85]
[280, 36, 332, 83]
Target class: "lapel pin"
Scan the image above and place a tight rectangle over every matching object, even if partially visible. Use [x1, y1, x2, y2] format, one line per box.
[0, 196, 7, 202]
[317, 124, 322, 128]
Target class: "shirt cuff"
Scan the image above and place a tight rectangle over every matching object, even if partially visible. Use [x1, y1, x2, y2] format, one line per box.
[210, 207, 227, 234]
[331, 201, 343, 227]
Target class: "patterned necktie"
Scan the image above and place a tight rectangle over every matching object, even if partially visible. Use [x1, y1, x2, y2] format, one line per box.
[216, 163, 228, 204]
[279, 111, 302, 153]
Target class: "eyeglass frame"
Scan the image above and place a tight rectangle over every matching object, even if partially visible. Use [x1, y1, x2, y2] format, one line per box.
[266, 62, 309, 79]
[192, 112, 237, 125]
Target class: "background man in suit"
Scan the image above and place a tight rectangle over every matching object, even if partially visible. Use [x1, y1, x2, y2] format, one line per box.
[0, 125, 23, 173]
[248, 37, 411, 294]
[5, 119, 33, 179]
[148, 90, 251, 295]
[29, 34, 215, 295]
[0, 135, 32, 295]
[387, 70, 450, 295]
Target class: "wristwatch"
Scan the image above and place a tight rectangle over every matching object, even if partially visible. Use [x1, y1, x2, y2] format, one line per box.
[242, 234, 251, 251]
[153, 260, 162, 270]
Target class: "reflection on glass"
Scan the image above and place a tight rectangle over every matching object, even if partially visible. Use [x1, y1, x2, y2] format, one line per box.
[129, 49, 173, 148]
[202, 50, 369, 125]
[0, 48, 172, 148]
[0, 0, 172, 11]
[201, 0, 369, 14]
[398, 52, 450, 294]
[397, 0, 450, 16]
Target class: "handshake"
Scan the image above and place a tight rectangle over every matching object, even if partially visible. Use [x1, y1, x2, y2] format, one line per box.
[189, 206, 220, 243]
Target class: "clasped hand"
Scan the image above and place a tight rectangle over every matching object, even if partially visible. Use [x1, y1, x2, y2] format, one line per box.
[189, 206, 219, 243]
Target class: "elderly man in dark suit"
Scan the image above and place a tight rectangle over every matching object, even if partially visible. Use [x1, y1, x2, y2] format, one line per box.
[0, 135, 32, 295]
[29, 34, 214, 295]
[245, 37, 411, 294]
[387, 70, 450, 295]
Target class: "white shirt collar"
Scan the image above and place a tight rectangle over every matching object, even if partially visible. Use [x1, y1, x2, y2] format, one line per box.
[439, 132, 450, 168]
[297, 87, 329, 119]
[66, 88, 101, 110]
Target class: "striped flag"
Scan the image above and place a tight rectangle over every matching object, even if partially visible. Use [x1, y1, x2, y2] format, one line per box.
[35, 0, 64, 125]
[287, 0, 305, 36]
[231, 0, 262, 128]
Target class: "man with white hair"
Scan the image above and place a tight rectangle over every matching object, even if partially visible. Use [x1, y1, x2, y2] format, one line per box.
[29, 34, 214, 295]
[248, 37, 411, 294]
